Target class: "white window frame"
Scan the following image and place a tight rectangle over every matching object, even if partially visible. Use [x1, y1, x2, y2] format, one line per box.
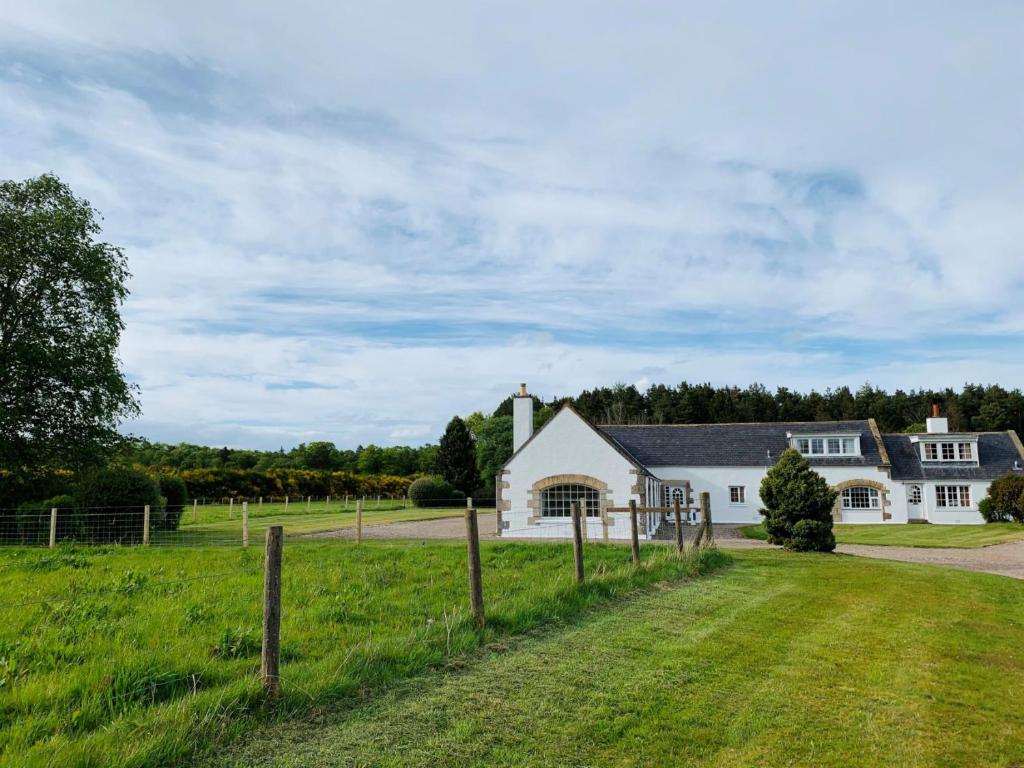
[791, 435, 861, 457]
[935, 485, 971, 508]
[922, 441, 977, 462]
[841, 486, 880, 510]
[729, 486, 745, 505]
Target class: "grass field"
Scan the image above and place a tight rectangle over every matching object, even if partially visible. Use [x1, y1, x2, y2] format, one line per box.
[152, 499, 470, 545]
[0, 539, 724, 767]
[738, 521, 1024, 548]
[212, 549, 1024, 768]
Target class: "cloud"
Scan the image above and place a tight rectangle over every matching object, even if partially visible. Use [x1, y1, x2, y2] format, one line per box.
[0, 3, 1022, 448]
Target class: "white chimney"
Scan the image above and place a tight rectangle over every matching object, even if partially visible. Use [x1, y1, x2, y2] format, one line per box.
[512, 383, 534, 452]
[926, 403, 949, 434]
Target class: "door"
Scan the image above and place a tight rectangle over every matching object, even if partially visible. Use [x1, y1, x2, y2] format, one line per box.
[907, 485, 924, 520]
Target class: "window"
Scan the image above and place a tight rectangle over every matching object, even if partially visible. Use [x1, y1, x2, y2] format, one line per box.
[841, 486, 880, 509]
[923, 441, 976, 461]
[541, 484, 600, 518]
[663, 486, 687, 507]
[935, 485, 971, 508]
[793, 435, 859, 457]
[908, 485, 922, 505]
[729, 486, 745, 504]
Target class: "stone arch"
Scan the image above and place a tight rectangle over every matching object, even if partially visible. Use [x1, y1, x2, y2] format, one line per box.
[527, 474, 612, 524]
[832, 478, 891, 522]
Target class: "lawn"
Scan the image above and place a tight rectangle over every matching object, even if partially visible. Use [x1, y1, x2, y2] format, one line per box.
[152, 499, 470, 545]
[0, 538, 722, 767]
[739, 521, 1024, 548]
[211, 549, 1024, 768]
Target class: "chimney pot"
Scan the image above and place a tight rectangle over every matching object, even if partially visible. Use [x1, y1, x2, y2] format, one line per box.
[519, 383, 528, 397]
[931, 403, 941, 418]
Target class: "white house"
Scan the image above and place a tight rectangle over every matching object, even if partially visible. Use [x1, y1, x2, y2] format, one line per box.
[496, 384, 1024, 539]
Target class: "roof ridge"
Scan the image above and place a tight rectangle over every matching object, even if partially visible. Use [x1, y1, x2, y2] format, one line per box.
[599, 419, 870, 428]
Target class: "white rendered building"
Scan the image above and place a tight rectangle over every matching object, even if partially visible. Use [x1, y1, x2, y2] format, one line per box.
[497, 385, 1024, 539]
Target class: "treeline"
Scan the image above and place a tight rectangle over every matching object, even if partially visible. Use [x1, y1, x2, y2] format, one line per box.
[116, 440, 438, 475]
[549, 382, 1024, 435]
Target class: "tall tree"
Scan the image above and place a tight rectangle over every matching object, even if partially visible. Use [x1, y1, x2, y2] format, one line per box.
[437, 416, 478, 495]
[0, 174, 139, 471]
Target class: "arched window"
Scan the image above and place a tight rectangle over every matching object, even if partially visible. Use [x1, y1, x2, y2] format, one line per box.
[841, 486, 880, 509]
[541, 484, 601, 518]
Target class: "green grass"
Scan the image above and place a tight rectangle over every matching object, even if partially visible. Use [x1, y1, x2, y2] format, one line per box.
[738, 521, 1024, 548]
[152, 500, 469, 545]
[211, 549, 1024, 768]
[0, 539, 724, 767]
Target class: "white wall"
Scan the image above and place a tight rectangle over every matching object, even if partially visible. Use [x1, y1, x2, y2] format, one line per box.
[915, 481, 988, 524]
[648, 464, 901, 525]
[503, 408, 641, 539]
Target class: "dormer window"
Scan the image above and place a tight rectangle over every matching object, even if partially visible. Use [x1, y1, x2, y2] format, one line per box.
[791, 434, 859, 457]
[921, 440, 976, 462]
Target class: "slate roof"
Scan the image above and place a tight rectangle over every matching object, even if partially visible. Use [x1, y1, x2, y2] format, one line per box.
[599, 421, 884, 468]
[882, 433, 1024, 481]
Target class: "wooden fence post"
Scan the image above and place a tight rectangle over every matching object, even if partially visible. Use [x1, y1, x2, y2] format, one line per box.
[628, 500, 640, 566]
[674, 498, 684, 554]
[49, 507, 57, 548]
[356, 499, 364, 544]
[326, 494, 330, 509]
[465, 508, 485, 628]
[284, 496, 289, 511]
[692, 492, 708, 549]
[701, 491, 713, 545]
[466, 496, 473, 509]
[229, 497, 234, 519]
[143, 504, 151, 546]
[261, 525, 283, 700]
[570, 501, 585, 584]
[259, 496, 263, 507]
[193, 499, 198, 524]
[242, 501, 249, 548]
[602, 508, 609, 542]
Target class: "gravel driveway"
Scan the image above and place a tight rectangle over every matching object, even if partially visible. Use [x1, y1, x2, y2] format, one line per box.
[309, 514, 1024, 579]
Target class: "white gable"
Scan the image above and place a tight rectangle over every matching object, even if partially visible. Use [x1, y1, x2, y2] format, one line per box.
[505, 406, 638, 476]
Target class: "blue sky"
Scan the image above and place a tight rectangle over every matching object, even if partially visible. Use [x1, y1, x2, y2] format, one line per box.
[2, 2, 1023, 449]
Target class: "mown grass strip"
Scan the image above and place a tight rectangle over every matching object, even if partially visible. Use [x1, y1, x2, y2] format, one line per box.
[210, 550, 1024, 768]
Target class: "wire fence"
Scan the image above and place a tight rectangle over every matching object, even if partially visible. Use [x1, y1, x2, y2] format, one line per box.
[0, 496, 493, 549]
[0, 497, 718, 765]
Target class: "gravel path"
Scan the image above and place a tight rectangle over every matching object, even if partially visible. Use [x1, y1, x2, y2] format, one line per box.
[836, 541, 1024, 579]
[309, 514, 1024, 579]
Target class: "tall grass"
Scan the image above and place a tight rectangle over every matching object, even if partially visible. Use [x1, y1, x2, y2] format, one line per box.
[0, 539, 728, 767]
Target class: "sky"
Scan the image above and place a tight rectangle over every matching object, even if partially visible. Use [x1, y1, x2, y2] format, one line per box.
[2, 2, 1023, 450]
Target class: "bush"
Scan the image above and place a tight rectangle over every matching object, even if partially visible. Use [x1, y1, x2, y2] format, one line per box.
[978, 497, 1009, 523]
[759, 448, 838, 551]
[986, 474, 1024, 523]
[74, 467, 164, 543]
[156, 476, 188, 530]
[14, 495, 78, 545]
[787, 519, 836, 552]
[408, 476, 464, 508]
